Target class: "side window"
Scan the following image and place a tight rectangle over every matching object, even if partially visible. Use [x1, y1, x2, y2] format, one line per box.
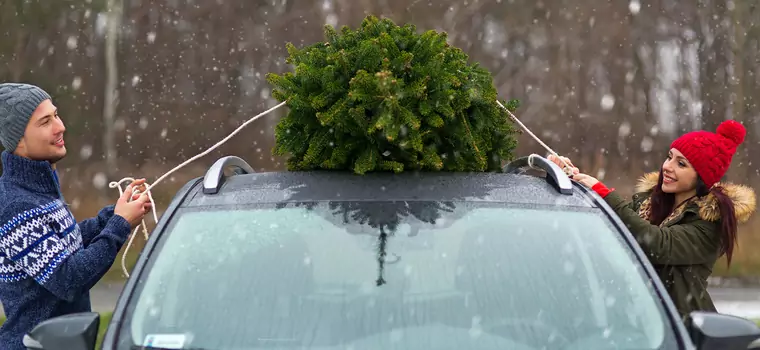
[578, 218, 666, 344]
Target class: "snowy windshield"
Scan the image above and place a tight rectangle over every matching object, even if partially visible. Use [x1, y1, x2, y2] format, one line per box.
[117, 201, 679, 349]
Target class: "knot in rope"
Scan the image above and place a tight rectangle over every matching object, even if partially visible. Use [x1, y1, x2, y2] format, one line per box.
[109, 177, 159, 278]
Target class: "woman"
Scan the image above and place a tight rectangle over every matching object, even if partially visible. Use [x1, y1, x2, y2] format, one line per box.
[549, 120, 756, 321]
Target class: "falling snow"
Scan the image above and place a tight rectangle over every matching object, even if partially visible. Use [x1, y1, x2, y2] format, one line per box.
[80, 144, 93, 160]
[600, 94, 615, 111]
[72, 77, 82, 90]
[92, 172, 107, 189]
[0, 2, 756, 334]
[629, 0, 641, 15]
[66, 36, 78, 50]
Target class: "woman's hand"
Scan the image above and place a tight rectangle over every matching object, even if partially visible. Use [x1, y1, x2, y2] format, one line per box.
[547, 154, 579, 175]
[571, 173, 600, 188]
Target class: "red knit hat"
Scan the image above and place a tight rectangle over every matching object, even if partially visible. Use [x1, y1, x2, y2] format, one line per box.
[670, 120, 746, 188]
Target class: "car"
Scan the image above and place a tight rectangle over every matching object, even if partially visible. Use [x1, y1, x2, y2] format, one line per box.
[23, 154, 760, 350]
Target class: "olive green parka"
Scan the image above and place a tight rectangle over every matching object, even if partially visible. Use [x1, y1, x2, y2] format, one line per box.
[603, 172, 756, 321]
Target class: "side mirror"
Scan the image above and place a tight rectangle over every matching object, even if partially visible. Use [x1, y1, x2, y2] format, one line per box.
[687, 311, 760, 350]
[23, 312, 99, 350]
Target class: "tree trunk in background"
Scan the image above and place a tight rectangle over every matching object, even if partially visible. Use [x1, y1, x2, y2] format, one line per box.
[745, 3, 760, 181]
[726, 0, 747, 182]
[698, 0, 729, 130]
[103, 0, 122, 191]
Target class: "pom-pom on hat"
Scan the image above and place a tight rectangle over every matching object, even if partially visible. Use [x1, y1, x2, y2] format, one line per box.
[670, 120, 746, 188]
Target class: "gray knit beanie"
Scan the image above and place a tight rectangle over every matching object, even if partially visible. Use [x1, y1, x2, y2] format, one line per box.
[0, 83, 52, 152]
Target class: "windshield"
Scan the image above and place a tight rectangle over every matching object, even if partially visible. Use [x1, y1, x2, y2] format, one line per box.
[115, 201, 679, 350]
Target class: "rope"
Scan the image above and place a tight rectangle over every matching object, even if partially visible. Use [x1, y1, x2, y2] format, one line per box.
[495, 100, 575, 176]
[106, 98, 565, 278]
[527, 153, 539, 169]
[109, 100, 287, 277]
[108, 178, 157, 278]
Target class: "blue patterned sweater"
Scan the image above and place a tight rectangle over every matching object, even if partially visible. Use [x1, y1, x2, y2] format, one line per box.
[0, 151, 132, 350]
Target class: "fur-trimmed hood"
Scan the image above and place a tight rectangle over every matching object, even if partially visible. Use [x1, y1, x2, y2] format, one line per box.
[634, 172, 757, 223]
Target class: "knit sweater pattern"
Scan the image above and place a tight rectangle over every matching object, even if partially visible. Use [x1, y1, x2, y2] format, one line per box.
[0, 151, 131, 350]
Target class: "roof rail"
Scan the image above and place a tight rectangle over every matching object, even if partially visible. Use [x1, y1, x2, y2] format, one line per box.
[503, 154, 573, 195]
[203, 156, 255, 194]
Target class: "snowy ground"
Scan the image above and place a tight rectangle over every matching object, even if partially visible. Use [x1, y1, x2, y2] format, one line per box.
[711, 287, 760, 320]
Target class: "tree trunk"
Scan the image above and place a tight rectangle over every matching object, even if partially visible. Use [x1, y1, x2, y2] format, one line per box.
[103, 0, 122, 192]
[726, 0, 747, 182]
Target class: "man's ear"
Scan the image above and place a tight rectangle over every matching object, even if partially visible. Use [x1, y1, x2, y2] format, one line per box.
[12, 137, 26, 156]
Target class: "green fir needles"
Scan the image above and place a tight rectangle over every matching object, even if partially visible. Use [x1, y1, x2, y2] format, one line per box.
[266, 15, 520, 175]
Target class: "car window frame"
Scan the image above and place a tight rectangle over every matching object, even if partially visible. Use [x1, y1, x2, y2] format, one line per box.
[109, 195, 683, 349]
[571, 182, 691, 349]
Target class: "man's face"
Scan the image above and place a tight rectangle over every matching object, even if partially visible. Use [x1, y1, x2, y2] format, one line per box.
[14, 99, 67, 163]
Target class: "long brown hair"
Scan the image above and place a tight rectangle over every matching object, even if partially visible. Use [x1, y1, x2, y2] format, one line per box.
[648, 170, 738, 266]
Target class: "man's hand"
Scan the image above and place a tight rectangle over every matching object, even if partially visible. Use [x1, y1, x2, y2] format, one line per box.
[114, 179, 152, 229]
[128, 179, 148, 201]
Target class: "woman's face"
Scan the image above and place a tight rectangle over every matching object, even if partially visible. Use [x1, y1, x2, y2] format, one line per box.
[661, 148, 699, 194]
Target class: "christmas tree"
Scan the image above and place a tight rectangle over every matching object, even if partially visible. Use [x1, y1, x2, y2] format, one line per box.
[266, 15, 520, 175]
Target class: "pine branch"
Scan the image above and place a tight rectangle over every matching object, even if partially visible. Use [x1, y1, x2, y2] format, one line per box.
[266, 15, 520, 174]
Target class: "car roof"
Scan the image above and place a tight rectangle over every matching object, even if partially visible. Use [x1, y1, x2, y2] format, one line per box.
[177, 155, 599, 209]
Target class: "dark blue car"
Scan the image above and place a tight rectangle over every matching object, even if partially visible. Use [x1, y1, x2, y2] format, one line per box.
[23, 155, 760, 350]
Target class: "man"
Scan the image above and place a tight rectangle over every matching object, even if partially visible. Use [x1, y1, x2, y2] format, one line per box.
[0, 83, 151, 349]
